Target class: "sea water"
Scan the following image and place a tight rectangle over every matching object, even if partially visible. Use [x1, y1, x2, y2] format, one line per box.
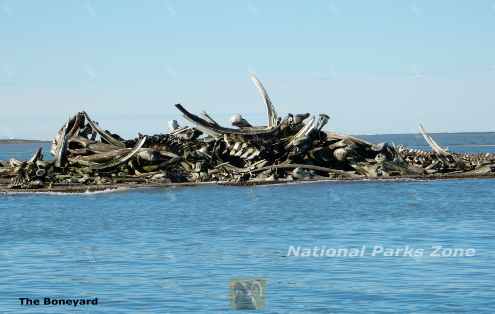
[1, 136, 495, 313]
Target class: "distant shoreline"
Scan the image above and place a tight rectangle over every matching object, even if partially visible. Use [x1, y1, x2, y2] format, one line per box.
[3, 141, 492, 147]
[358, 131, 495, 136]
[1, 130, 494, 147]
[0, 139, 50, 144]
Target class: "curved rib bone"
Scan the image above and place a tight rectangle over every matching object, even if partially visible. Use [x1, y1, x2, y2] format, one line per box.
[82, 111, 125, 148]
[175, 104, 281, 138]
[419, 124, 450, 157]
[315, 114, 330, 132]
[54, 122, 69, 167]
[90, 136, 147, 170]
[67, 112, 85, 138]
[200, 111, 220, 127]
[250, 74, 278, 127]
[28, 147, 43, 163]
[284, 114, 329, 150]
[285, 116, 315, 149]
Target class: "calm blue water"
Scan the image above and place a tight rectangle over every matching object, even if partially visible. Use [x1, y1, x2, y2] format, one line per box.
[1, 139, 495, 313]
[0, 143, 52, 161]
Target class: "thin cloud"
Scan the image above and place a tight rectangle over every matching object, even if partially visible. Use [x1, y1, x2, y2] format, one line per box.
[83, 0, 96, 17]
[1, 0, 12, 16]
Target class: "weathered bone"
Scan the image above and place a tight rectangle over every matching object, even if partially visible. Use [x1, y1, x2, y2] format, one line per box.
[419, 124, 450, 157]
[175, 104, 281, 137]
[77, 148, 130, 163]
[200, 111, 220, 126]
[168, 120, 179, 132]
[28, 147, 43, 163]
[54, 122, 69, 167]
[69, 136, 92, 148]
[315, 114, 330, 132]
[90, 136, 147, 170]
[3, 74, 495, 191]
[250, 74, 278, 127]
[285, 116, 316, 149]
[67, 112, 85, 138]
[83, 111, 125, 148]
[230, 114, 252, 128]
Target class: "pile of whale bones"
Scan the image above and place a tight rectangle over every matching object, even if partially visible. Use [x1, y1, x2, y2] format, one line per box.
[1, 75, 495, 191]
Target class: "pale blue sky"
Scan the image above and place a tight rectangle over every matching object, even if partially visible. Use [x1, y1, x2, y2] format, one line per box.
[1, 1, 494, 139]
